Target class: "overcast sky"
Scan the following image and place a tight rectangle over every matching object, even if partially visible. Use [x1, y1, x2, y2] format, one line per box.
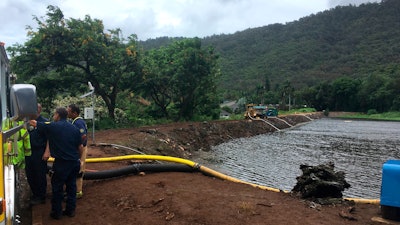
[1, 0, 380, 47]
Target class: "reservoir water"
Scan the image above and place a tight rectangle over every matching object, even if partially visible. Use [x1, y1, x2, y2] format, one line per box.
[197, 118, 400, 199]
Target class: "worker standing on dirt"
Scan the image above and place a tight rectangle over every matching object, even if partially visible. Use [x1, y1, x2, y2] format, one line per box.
[67, 104, 88, 199]
[29, 107, 83, 220]
[25, 103, 50, 205]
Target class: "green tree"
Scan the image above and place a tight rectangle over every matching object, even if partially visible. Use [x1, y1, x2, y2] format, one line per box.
[8, 5, 139, 118]
[141, 47, 174, 118]
[331, 77, 360, 111]
[170, 39, 220, 120]
[304, 82, 332, 111]
[141, 38, 220, 120]
[358, 73, 391, 112]
[279, 80, 294, 110]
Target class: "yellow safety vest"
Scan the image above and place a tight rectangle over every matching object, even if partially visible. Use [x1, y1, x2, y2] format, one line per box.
[2, 119, 31, 168]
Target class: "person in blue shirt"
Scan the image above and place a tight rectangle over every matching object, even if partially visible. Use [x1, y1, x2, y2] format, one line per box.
[30, 107, 83, 220]
[25, 103, 50, 205]
[67, 104, 88, 199]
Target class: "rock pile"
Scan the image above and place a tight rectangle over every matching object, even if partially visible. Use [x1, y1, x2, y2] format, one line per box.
[292, 162, 351, 200]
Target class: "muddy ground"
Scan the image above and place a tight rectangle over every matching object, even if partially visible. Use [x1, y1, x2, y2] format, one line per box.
[23, 113, 389, 225]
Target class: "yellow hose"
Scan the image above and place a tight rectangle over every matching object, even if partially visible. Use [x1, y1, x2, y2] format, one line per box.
[83, 155, 286, 192]
[49, 155, 196, 167]
[343, 198, 380, 204]
[198, 165, 286, 193]
[49, 154, 380, 204]
[85, 155, 197, 167]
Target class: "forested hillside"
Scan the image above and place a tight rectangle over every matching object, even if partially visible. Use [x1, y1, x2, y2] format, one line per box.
[141, 0, 400, 112]
[203, 0, 399, 95]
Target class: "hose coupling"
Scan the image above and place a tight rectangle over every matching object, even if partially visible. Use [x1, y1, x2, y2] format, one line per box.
[193, 163, 201, 170]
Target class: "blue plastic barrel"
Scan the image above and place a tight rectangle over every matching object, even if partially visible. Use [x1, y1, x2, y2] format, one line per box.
[380, 160, 400, 221]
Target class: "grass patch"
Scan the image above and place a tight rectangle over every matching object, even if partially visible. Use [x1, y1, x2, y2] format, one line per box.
[279, 108, 316, 115]
[338, 111, 400, 121]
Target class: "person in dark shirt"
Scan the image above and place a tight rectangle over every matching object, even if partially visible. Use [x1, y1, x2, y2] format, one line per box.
[30, 107, 83, 220]
[67, 104, 88, 199]
[25, 103, 49, 205]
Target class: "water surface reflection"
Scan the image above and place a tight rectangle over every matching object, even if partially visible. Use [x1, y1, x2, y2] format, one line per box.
[200, 118, 400, 199]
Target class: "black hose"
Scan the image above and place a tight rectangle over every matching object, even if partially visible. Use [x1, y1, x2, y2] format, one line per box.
[83, 163, 196, 180]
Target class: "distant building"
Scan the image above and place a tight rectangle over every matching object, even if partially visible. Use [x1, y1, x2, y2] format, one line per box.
[220, 100, 239, 119]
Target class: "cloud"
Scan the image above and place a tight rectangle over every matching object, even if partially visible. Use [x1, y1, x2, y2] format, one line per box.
[0, 0, 380, 47]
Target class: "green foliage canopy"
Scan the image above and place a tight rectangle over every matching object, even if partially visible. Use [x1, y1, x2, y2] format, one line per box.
[141, 38, 220, 121]
[8, 5, 140, 118]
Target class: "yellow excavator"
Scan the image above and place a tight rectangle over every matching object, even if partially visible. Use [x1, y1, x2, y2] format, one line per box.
[244, 104, 278, 119]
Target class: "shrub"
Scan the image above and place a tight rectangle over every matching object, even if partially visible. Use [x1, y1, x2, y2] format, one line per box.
[367, 109, 378, 115]
[323, 108, 329, 116]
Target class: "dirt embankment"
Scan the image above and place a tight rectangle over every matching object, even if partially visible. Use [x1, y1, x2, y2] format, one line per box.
[31, 112, 387, 225]
[94, 112, 324, 158]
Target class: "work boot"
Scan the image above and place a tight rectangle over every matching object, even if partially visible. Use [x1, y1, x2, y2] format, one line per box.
[50, 212, 61, 220]
[63, 210, 76, 217]
[76, 191, 83, 199]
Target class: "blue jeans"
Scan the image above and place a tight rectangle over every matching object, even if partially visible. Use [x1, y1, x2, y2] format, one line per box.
[51, 159, 80, 215]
